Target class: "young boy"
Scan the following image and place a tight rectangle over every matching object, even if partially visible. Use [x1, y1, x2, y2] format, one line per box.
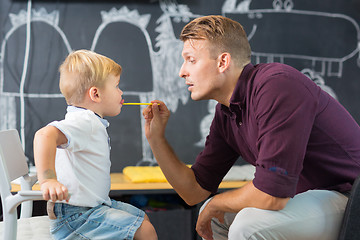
[34, 50, 157, 240]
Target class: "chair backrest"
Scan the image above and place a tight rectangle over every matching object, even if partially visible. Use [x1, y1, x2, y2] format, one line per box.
[0, 129, 29, 189]
[0, 129, 50, 240]
[338, 174, 360, 240]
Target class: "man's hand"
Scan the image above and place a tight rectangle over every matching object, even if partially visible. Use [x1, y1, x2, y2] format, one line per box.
[142, 100, 170, 141]
[196, 199, 225, 240]
[196, 182, 290, 239]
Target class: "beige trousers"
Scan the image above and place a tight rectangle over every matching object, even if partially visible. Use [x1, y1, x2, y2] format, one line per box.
[199, 190, 348, 240]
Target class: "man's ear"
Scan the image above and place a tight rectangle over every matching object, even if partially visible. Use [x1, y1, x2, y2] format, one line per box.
[218, 52, 231, 73]
[88, 86, 101, 103]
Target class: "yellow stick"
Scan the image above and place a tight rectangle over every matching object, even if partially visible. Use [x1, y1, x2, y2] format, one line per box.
[122, 103, 160, 105]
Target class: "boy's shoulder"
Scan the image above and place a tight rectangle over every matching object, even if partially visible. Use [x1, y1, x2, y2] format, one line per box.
[51, 110, 95, 134]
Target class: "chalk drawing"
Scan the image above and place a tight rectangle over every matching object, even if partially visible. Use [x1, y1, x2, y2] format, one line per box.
[301, 68, 338, 100]
[1, 8, 71, 98]
[194, 0, 359, 147]
[195, 100, 217, 147]
[1, 0, 359, 165]
[89, 2, 200, 165]
[0, 8, 72, 152]
[222, 0, 360, 78]
[0, 2, 198, 166]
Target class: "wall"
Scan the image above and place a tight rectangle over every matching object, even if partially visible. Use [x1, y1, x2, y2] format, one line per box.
[1, 0, 360, 172]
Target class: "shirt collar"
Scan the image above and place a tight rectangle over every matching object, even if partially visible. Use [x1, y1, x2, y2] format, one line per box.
[221, 63, 254, 117]
[67, 105, 109, 128]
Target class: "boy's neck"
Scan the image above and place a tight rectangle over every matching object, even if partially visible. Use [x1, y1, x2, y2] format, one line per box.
[75, 93, 105, 118]
[70, 105, 103, 119]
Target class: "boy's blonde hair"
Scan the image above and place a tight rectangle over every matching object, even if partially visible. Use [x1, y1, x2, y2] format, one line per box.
[59, 50, 122, 105]
[180, 15, 251, 68]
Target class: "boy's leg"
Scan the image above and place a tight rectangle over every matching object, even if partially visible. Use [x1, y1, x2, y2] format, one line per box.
[51, 200, 147, 240]
[134, 214, 158, 240]
[200, 190, 348, 240]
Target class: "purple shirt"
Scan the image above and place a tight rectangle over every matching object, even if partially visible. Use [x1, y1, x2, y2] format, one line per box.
[192, 63, 360, 198]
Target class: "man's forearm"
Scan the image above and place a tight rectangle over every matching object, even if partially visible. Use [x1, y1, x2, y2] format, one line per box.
[149, 137, 211, 205]
[207, 181, 290, 213]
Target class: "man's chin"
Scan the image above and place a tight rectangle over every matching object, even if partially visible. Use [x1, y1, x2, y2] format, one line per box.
[191, 94, 209, 101]
[190, 94, 200, 101]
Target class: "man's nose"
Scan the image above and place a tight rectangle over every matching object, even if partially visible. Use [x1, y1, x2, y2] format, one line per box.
[179, 63, 187, 78]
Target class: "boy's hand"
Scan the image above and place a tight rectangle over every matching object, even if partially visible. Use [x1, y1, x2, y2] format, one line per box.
[40, 179, 69, 202]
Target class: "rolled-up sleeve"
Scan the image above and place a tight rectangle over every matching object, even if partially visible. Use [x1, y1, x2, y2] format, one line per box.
[192, 107, 239, 194]
[252, 70, 319, 197]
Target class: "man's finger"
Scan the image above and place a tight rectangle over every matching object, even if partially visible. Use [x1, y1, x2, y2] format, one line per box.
[196, 221, 214, 240]
[142, 105, 151, 117]
[152, 101, 159, 115]
[217, 213, 225, 224]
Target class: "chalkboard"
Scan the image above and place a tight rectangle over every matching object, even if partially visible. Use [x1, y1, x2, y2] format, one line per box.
[1, 0, 360, 172]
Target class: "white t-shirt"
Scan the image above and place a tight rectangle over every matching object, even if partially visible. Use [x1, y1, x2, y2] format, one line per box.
[49, 106, 112, 207]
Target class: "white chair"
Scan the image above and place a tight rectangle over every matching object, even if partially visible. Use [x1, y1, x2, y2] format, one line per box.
[338, 174, 360, 240]
[0, 129, 51, 240]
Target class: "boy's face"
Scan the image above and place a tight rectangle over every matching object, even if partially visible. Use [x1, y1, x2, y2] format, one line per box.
[99, 74, 124, 117]
[179, 39, 223, 101]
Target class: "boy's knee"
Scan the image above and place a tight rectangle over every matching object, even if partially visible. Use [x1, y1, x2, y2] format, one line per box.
[134, 217, 158, 240]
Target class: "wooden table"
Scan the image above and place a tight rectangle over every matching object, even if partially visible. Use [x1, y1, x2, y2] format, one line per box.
[10, 173, 249, 240]
[11, 173, 249, 194]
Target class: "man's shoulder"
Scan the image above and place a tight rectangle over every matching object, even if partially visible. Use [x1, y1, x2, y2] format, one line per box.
[254, 62, 299, 76]
[251, 63, 309, 90]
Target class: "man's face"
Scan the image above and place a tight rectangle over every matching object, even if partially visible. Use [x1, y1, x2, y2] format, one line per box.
[179, 39, 221, 101]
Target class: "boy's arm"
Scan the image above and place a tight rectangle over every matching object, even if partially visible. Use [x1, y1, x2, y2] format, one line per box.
[33, 125, 69, 202]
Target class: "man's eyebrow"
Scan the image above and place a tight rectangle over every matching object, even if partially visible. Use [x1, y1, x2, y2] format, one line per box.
[182, 51, 189, 56]
[182, 51, 194, 58]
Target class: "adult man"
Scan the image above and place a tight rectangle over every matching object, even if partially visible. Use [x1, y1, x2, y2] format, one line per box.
[143, 15, 360, 240]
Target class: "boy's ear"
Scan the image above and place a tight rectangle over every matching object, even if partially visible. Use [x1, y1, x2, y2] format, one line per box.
[88, 86, 101, 103]
[218, 52, 231, 73]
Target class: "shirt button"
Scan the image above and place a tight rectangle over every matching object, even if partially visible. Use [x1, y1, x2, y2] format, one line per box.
[239, 122, 242, 126]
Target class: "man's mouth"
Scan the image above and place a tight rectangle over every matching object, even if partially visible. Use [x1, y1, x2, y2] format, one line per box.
[186, 82, 194, 90]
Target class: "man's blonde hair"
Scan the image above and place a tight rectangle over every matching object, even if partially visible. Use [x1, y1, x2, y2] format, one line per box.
[59, 50, 122, 105]
[180, 15, 251, 68]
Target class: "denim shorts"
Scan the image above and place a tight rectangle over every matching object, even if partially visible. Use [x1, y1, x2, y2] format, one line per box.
[50, 199, 145, 240]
